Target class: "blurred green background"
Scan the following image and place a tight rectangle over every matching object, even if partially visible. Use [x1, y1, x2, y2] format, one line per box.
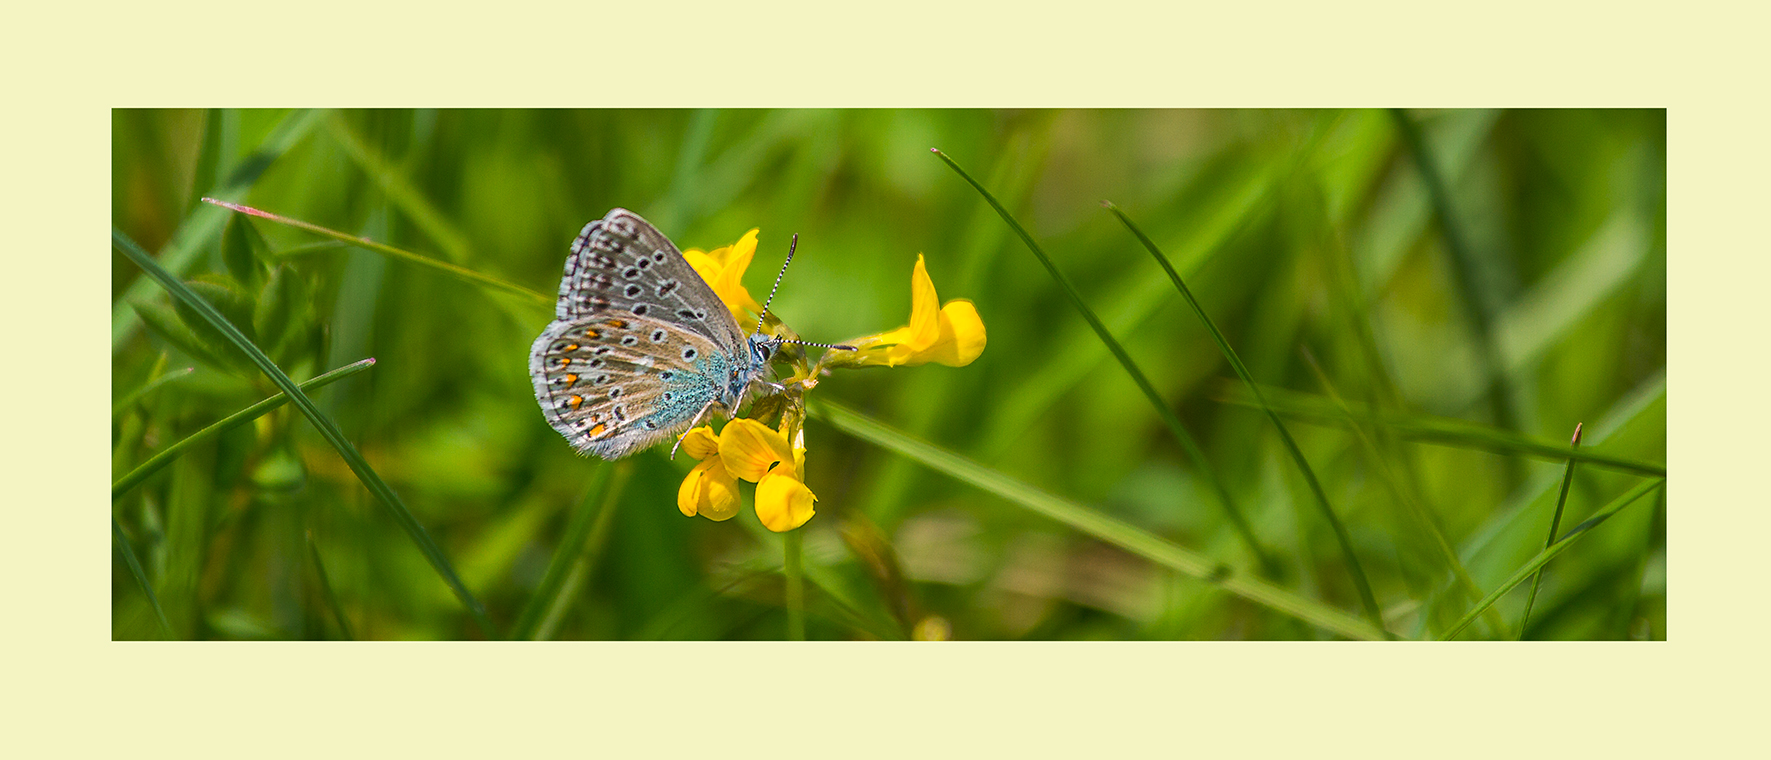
[111, 109, 1665, 640]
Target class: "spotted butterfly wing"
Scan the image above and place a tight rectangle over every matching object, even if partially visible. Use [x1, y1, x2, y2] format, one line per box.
[530, 209, 759, 459]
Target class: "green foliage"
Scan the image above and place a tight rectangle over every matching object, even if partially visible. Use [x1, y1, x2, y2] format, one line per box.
[112, 109, 1665, 640]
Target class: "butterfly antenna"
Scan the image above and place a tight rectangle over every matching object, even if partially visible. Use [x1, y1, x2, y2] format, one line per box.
[755, 233, 796, 335]
[782, 338, 856, 351]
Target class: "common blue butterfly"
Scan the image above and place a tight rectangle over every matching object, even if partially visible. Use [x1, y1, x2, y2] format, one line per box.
[530, 209, 813, 459]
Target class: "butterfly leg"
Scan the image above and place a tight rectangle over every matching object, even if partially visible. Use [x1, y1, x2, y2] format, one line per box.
[669, 400, 728, 460]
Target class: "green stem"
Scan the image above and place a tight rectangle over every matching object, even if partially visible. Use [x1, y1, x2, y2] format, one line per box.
[784, 530, 806, 641]
[1519, 423, 1583, 639]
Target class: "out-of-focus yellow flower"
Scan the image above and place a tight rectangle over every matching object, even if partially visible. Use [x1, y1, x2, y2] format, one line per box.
[676, 426, 740, 521]
[682, 229, 765, 328]
[827, 254, 986, 369]
[675, 419, 816, 532]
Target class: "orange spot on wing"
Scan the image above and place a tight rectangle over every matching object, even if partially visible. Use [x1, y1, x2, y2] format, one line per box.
[568, 395, 584, 410]
[564, 373, 578, 385]
[588, 423, 608, 437]
[606, 319, 628, 329]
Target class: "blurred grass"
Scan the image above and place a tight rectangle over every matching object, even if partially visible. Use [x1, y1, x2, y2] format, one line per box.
[112, 109, 1664, 640]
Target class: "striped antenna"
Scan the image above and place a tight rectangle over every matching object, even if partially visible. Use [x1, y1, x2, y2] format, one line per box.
[782, 338, 856, 351]
[755, 233, 797, 335]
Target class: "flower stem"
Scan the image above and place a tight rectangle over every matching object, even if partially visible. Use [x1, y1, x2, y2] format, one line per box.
[784, 530, 806, 640]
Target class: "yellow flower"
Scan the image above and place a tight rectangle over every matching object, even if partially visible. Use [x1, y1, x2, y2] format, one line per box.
[827, 254, 986, 368]
[681, 229, 766, 329]
[719, 419, 816, 532]
[675, 419, 816, 532]
[676, 426, 740, 521]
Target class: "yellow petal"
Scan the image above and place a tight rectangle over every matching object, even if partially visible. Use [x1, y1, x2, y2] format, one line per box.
[677, 457, 740, 520]
[755, 471, 816, 532]
[905, 254, 941, 351]
[682, 249, 722, 289]
[717, 418, 792, 482]
[679, 425, 721, 460]
[928, 300, 987, 367]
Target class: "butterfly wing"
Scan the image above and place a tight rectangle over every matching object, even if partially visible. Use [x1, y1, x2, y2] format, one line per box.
[533, 209, 758, 459]
[553, 208, 746, 348]
[531, 312, 747, 459]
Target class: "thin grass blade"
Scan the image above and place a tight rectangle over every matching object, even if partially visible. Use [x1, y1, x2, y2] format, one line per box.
[113, 228, 494, 636]
[326, 114, 474, 264]
[1441, 477, 1664, 640]
[931, 148, 1276, 576]
[111, 365, 194, 420]
[112, 358, 377, 500]
[812, 399, 1391, 640]
[510, 461, 618, 640]
[305, 531, 356, 640]
[113, 518, 173, 638]
[1106, 201, 1386, 633]
[1217, 382, 1665, 477]
[202, 198, 550, 307]
[1389, 108, 1521, 434]
[1519, 423, 1584, 639]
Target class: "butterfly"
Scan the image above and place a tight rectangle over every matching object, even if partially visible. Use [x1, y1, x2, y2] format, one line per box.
[530, 209, 839, 460]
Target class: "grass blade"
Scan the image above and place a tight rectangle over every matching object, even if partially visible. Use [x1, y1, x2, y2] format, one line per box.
[1215, 382, 1665, 477]
[113, 518, 173, 638]
[1106, 202, 1387, 633]
[1441, 477, 1663, 640]
[113, 228, 494, 637]
[202, 198, 550, 307]
[111, 358, 377, 501]
[812, 399, 1391, 641]
[1519, 423, 1583, 638]
[931, 148, 1276, 576]
[1389, 109, 1520, 433]
[326, 113, 474, 264]
[510, 462, 622, 640]
[113, 109, 325, 351]
[305, 531, 355, 640]
[111, 365, 194, 420]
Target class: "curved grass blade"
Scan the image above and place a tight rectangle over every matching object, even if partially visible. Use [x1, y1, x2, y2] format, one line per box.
[305, 531, 355, 640]
[812, 399, 1391, 641]
[113, 228, 493, 637]
[113, 109, 325, 351]
[1216, 382, 1665, 477]
[113, 518, 173, 638]
[1519, 423, 1583, 639]
[111, 358, 377, 501]
[931, 148, 1277, 577]
[1441, 477, 1664, 640]
[1106, 201, 1385, 633]
[202, 198, 550, 307]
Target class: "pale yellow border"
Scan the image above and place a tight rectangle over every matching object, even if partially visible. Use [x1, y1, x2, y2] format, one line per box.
[10, 0, 1759, 755]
